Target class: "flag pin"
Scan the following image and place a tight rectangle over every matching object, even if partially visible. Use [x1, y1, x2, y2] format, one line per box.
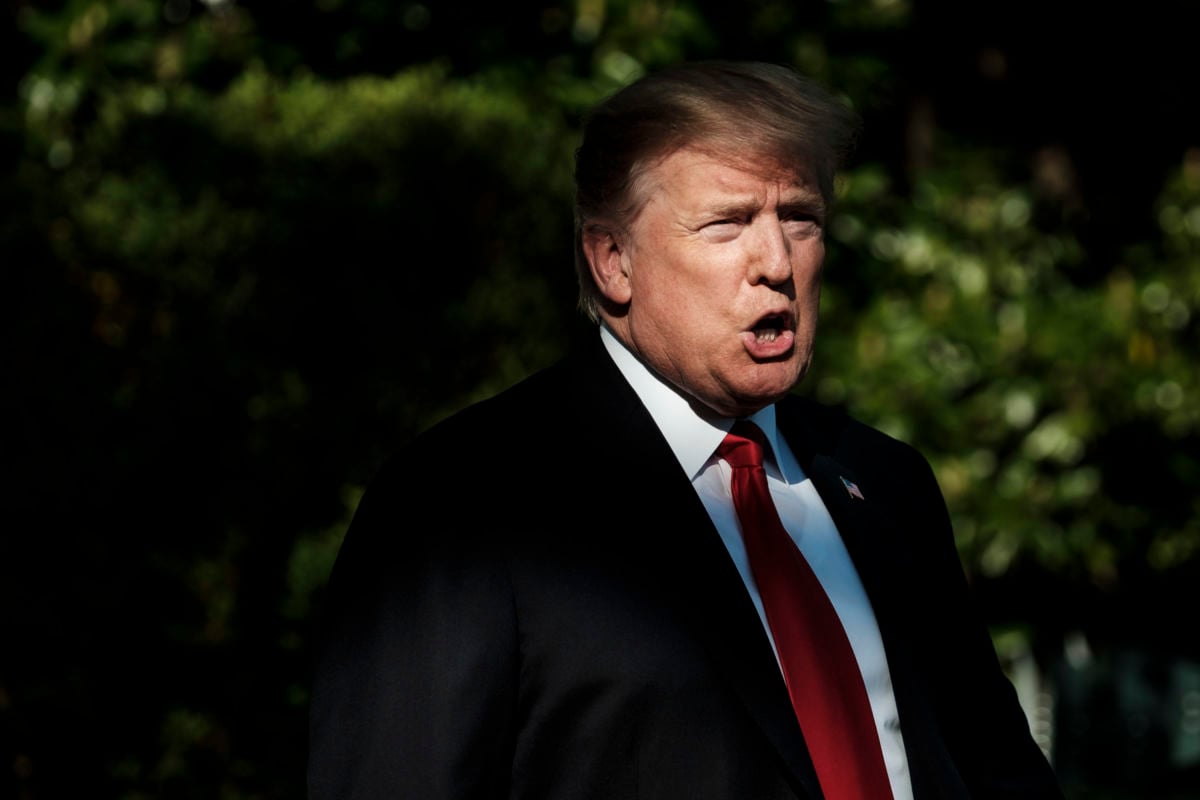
[840, 476, 865, 500]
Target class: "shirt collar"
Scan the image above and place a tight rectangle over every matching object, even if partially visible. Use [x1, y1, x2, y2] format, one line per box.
[599, 325, 795, 482]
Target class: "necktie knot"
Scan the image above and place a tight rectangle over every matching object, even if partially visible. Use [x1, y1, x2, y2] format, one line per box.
[717, 421, 768, 470]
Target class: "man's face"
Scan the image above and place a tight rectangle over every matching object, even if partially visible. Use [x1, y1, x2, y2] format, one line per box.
[598, 147, 827, 417]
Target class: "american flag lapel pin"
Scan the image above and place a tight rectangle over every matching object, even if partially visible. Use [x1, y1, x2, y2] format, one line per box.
[840, 476, 865, 500]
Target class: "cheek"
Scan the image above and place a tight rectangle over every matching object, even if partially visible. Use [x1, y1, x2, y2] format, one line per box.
[797, 255, 824, 307]
[799, 248, 824, 282]
[646, 267, 715, 318]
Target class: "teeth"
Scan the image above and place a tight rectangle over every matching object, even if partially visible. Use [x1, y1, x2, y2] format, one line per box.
[756, 330, 778, 343]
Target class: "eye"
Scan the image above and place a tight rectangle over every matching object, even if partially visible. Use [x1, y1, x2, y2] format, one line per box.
[782, 213, 823, 236]
[700, 218, 744, 241]
[784, 210, 821, 224]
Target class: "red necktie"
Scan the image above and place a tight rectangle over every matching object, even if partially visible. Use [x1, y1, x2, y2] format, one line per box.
[717, 421, 894, 800]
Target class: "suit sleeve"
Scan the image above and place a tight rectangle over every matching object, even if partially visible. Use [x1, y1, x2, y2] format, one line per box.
[898, 443, 1064, 798]
[307, 456, 520, 799]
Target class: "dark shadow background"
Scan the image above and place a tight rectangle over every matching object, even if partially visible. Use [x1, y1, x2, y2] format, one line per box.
[4, 1, 1199, 797]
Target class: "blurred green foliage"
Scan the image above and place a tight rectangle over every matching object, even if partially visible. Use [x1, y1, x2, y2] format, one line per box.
[4, 0, 1198, 797]
[824, 151, 1200, 586]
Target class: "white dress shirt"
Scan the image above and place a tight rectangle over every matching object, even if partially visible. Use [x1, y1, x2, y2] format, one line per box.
[600, 326, 914, 800]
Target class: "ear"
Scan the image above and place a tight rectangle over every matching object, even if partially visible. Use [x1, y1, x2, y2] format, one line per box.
[582, 225, 632, 306]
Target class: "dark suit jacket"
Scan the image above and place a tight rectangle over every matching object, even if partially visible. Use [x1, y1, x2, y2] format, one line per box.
[308, 335, 1063, 799]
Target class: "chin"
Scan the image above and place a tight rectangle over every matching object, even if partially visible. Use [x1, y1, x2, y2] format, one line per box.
[698, 359, 807, 416]
[749, 362, 806, 395]
[721, 383, 794, 417]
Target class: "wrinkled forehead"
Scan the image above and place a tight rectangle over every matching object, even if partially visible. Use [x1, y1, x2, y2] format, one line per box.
[630, 141, 819, 209]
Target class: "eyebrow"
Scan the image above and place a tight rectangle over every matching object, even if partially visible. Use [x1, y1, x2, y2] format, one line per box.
[778, 194, 827, 218]
[704, 191, 826, 220]
[781, 182, 826, 207]
[705, 199, 762, 219]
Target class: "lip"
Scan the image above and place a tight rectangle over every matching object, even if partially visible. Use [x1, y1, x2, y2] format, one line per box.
[740, 309, 796, 359]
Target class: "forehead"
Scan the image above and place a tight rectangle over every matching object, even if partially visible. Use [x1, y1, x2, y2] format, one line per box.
[641, 147, 820, 207]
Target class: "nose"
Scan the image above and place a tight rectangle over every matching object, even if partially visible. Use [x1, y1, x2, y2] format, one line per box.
[748, 217, 793, 286]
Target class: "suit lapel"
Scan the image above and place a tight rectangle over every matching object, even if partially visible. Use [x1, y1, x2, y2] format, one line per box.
[775, 398, 909, 639]
[777, 399, 967, 798]
[804, 454, 904, 615]
[565, 342, 823, 799]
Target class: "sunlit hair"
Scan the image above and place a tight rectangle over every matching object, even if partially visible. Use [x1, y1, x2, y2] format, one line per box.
[573, 60, 860, 322]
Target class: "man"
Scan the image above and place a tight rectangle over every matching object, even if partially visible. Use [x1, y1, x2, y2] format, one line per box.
[308, 61, 1063, 799]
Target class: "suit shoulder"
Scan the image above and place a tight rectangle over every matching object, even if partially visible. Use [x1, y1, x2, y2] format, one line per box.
[386, 358, 575, 469]
[445, 365, 566, 431]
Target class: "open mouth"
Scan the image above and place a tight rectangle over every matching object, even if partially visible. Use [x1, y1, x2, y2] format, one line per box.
[751, 312, 790, 343]
[741, 311, 797, 358]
